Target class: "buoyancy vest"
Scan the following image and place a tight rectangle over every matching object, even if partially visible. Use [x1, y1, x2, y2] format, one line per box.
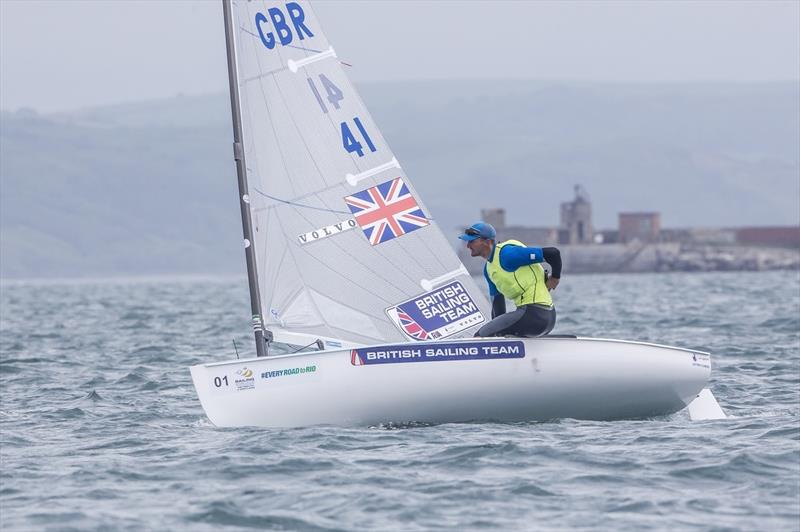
[485, 240, 553, 307]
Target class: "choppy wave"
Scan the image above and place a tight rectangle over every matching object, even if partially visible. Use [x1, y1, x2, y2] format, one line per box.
[1, 272, 798, 530]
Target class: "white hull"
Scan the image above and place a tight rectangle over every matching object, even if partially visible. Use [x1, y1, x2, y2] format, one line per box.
[190, 337, 712, 428]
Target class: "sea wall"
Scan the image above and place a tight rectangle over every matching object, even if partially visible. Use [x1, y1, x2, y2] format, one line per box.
[458, 243, 800, 275]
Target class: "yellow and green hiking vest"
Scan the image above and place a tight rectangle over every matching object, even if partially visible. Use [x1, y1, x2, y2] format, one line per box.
[486, 240, 553, 308]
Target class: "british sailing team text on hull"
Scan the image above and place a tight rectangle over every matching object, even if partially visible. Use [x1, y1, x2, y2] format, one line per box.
[355, 343, 524, 363]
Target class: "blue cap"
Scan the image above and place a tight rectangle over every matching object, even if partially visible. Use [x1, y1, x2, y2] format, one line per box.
[458, 221, 496, 241]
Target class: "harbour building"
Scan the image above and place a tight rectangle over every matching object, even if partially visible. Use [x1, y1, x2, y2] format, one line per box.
[457, 186, 799, 274]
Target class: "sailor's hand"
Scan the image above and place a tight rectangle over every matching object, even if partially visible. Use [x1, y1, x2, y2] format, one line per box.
[546, 277, 560, 291]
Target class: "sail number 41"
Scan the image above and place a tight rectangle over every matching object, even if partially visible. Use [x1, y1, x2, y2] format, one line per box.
[342, 118, 376, 157]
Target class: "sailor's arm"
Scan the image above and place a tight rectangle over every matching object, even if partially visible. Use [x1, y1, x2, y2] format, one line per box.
[542, 247, 562, 290]
[491, 294, 506, 319]
[500, 245, 562, 290]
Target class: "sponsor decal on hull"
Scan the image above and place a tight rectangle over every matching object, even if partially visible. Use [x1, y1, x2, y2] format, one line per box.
[350, 340, 525, 366]
[209, 364, 318, 394]
[261, 365, 317, 380]
[232, 367, 256, 391]
[386, 281, 485, 341]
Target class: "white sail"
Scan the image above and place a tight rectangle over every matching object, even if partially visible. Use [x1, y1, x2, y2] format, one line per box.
[229, 0, 490, 345]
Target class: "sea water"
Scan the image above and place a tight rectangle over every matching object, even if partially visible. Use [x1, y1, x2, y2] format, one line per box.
[1, 271, 798, 530]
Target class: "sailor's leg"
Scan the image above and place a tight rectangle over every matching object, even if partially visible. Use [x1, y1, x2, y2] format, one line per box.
[510, 305, 556, 337]
[541, 307, 557, 335]
[475, 307, 527, 337]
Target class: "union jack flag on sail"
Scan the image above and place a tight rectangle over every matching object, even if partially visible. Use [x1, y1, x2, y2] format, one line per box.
[343, 177, 429, 246]
[396, 309, 429, 340]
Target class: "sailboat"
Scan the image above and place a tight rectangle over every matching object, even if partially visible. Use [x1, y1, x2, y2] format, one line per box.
[190, 0, 725, 427]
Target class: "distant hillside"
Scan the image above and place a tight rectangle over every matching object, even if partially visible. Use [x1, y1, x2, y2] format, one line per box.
[1, 81, 798, 278]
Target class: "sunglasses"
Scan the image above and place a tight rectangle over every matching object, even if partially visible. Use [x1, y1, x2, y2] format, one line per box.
[464, 228, 482, 237]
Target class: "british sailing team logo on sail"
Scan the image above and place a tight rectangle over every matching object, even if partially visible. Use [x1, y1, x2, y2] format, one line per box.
[344, 177, 429, 246]
[350, 341, 525, 366]
[386, 281, 485, 341]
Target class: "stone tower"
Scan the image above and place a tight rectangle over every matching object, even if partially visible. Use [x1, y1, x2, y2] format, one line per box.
[560, 185, 594, 244]
[480, 208, 506, 229]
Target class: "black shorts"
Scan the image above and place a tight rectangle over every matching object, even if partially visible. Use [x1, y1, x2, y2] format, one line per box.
[475, 304, 556, 338]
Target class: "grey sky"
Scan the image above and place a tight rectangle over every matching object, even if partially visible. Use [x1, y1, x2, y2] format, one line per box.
[1, 0, 798, 113]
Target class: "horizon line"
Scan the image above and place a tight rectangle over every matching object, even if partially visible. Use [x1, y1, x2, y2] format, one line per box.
[3, 77, 799, 115]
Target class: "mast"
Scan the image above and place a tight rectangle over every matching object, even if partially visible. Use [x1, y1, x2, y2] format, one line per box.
[222, 0, 269, 358]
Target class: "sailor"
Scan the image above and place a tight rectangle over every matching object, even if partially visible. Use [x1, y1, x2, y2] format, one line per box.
[459, 221, 562, 337]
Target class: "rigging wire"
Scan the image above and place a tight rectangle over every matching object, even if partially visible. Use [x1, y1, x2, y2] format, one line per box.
[251, 186, 351, 215]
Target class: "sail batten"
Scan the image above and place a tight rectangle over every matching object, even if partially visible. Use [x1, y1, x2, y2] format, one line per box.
[229, 0, 490, 345]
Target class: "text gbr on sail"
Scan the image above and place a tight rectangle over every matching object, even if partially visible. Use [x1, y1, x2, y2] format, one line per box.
[255, 2, 314, 49]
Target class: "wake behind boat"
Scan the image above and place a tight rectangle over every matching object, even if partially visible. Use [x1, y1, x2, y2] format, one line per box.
[190, 0, 724, 427]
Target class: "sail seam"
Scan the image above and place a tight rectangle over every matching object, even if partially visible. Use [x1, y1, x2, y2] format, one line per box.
[272, 70, 332, 188]
[266, 214, 286, 318]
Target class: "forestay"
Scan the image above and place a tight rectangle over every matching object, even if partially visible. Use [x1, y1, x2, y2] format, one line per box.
[229, 0, 490, 345]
